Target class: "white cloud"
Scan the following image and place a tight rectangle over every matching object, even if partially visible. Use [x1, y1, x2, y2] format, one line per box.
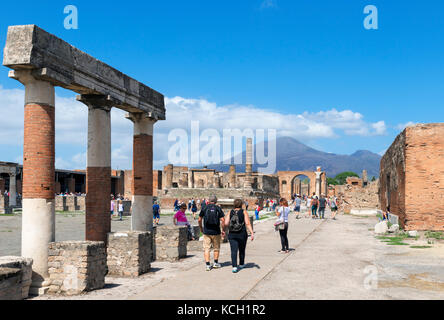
[0, 86, 387, 170]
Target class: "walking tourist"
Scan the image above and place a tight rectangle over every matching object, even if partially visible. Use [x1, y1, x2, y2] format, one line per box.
[153, 201, 160, 225]
[191, 200, 198, 220]
[318, 194, 327, 219]
[118, 200, 124, 221]
[198, 195, 226, 271]
[306, 196, 312, 218]
[174, 199, 179, 211]
[330, 196, 338, 220]
[294, 194, 302, 219]
[311, 195, 319, 219]
[245, 200, 249, 212]
[275, 198, 290, 253]
[254, 203, 261, 220]
[224, 199, 254, 273]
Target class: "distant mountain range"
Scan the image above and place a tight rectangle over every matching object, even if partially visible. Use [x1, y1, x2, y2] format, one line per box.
[207, 136, 381, 178]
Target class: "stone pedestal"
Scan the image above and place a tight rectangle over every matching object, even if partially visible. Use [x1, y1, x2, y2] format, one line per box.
[0, 257, 33, 299]
[107, 231, 153, 277]
[155, 226, 187, 262]
[47, 241, 106, 296]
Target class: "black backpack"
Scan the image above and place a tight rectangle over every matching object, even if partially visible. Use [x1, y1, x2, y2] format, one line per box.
[229, 209, 245, 232]
[204, 204, 221, 228]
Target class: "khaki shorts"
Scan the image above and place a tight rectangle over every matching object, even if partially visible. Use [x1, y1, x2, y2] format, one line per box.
[203, 234, 221, 252]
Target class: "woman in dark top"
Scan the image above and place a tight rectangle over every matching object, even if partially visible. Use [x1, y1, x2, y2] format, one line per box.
[224, 199, 254, 273]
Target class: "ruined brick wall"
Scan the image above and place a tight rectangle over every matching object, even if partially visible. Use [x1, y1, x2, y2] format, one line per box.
[124, 170, 132, 199]
[404, 124, 444, 230]
[0, 179, 4, 194]
[262, 175, 280, 194]
[153, 170, 162, 197]
[158, 188, 277, 210]
[380, 130, 406, 225]
[337, 180, 380, 213]
[380, 124, 444, 231]
[55, 196, 86, 212]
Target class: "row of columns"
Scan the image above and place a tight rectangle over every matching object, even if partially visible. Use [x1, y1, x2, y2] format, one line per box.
[13, 70, 156, 291]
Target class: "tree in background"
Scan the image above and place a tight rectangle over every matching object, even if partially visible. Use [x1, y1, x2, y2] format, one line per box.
[327, 177, 339, 185]
[333, 171, 360, 185]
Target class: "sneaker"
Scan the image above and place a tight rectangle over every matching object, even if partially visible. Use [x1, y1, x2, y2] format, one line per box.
[206, 265, 212, 272]
[213, 263, 221, 269]
[232, 267, 239, 273]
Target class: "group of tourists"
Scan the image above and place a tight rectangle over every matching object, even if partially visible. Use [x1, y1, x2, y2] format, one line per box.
[290, 193, 338, 220]
[110, 197, 125, 221]
[195, 195, 299, 273]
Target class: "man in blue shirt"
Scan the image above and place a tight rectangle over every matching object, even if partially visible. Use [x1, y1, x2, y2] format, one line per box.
[153, 201, 160, 226]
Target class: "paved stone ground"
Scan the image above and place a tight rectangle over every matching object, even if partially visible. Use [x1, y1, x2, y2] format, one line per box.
[2, 209, 444, 300]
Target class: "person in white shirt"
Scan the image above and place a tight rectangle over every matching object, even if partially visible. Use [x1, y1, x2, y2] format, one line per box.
[276, 198, 290, 253]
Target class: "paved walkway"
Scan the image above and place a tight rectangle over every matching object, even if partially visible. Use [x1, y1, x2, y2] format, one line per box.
[29, 210, 444, 300]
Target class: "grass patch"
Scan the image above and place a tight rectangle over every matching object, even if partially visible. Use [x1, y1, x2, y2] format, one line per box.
[410, 245, 432, 249]
[0, 214, 15, 217]
[0, 230, 12, 232]
[376, 233, 413, 246]
[425, 231, 444, 240]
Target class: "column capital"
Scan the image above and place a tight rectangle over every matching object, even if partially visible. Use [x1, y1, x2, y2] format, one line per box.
[125, 112, 157, 124]
[76, 94, 115, 111]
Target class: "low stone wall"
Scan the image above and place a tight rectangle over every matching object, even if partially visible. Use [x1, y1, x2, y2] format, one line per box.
[155, 226, 187, 262]
[47, 241, 106, 295]
[0, 268, 21, 300]
[55, 196, 86, 212]
[107, 231, 153, 277]
[0, 256, 33, 299]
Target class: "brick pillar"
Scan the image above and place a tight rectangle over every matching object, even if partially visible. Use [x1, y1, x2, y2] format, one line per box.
[10, 70, 56, 294]
[77, 95, 113, 242]
[229, 165, 236, 188]
[126, 113, 156, 231]
[165, 164, 173, 189]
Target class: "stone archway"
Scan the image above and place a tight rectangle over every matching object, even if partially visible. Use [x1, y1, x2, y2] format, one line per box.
[277, 168, 327, 200]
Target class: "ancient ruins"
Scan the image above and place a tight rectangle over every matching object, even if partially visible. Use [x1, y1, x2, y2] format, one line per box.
[1, 24, 443, 301]
[379, 123, 444, 231]
[1, 24, 165, 296]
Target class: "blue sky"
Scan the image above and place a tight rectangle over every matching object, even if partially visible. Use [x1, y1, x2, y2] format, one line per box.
[0, 0, 443, 170]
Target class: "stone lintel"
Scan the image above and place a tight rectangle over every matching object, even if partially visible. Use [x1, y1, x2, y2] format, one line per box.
[3, 25, 165, 120]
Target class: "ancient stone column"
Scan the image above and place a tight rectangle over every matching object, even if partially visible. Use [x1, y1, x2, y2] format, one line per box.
[244, 138, 253, 189]
[10, 70, 56, 293]
[362, 170, 368, 186]
[9, 173, 17, 207]
[187, 169, 194, 188]
[126, 113, 156, 231]
[315, 167, 322, 197]
[165, 164, 173, 189]
[77, 95, 113, 242]
[229, 165, 236, 188]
